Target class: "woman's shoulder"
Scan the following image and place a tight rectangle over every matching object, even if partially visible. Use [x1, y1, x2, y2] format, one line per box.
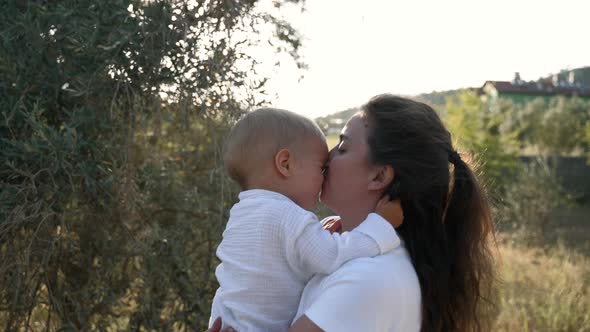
[328, 246, 420, 298]
[303, 246, 421, 330]
[317, 215, 419, 296]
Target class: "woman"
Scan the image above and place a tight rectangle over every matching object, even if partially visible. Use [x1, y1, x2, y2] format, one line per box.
[211, 94, 496, 331]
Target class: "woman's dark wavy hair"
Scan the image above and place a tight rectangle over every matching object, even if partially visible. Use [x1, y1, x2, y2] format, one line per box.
[362, 94, 496, 332]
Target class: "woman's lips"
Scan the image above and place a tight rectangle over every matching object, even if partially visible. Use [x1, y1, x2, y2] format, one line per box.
[321, 169, 329, 191]
[322, 165, 329, 177]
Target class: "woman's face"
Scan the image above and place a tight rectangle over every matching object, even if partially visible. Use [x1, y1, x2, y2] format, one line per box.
[320, 113, 373, 213]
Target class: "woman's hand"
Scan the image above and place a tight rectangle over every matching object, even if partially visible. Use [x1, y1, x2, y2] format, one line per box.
[375, 195, 404, 229]
[206, 317, 236, 332]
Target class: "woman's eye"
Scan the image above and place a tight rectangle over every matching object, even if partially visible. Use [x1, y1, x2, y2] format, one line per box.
[337, 142, 346, 153]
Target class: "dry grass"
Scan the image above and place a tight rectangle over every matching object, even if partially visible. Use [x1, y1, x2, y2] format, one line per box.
[494, 241, 590, 331]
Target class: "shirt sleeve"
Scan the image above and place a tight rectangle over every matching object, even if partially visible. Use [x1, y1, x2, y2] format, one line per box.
[287, 213, 400, 277]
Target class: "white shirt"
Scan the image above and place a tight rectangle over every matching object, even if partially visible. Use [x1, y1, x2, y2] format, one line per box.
[293, 218, 422, 332]
[209, 189, 399, 332]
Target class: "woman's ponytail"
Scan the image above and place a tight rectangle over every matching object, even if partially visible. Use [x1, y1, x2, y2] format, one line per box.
[443, 151, 495, 331]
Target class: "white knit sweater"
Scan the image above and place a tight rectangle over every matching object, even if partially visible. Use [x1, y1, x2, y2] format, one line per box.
[209, 189, 399, 332]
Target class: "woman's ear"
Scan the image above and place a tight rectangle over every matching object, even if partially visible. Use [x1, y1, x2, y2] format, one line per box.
[274, 148, 292, 177]
[368, 164, 394, 191]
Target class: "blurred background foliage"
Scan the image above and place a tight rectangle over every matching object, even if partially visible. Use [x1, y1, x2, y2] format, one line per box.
[0, 0, 303, 330]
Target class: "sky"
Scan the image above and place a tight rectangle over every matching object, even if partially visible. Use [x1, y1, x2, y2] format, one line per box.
[254, 0, 590, 118]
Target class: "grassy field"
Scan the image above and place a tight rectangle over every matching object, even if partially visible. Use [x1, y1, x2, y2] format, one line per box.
[494, 241, 590, 331]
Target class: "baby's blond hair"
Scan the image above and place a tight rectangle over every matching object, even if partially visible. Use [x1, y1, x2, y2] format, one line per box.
[223, 108, 325, 189]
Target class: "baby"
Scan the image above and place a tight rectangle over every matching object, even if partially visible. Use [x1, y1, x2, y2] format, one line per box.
[209, 108, 400, 331]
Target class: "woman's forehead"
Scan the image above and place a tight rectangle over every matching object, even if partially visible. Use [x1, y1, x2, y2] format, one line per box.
[343, 113, 368, 136]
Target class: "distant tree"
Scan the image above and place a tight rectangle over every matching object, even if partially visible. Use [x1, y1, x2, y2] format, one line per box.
[536, 97, 589, 156]
[501, 98, 546, 151]
[415, 88, 466, 111]
[314, 107, 357, 135]
[499, 97, 590, 156]
[444, 91, 519, 190]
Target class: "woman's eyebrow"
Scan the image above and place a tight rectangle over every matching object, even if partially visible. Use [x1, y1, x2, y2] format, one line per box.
[339, 134, 350, 141]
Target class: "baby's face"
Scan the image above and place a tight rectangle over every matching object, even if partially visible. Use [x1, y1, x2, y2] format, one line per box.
[291, 136, 329, 210]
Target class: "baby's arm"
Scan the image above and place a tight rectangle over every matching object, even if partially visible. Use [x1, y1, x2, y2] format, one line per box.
[288, 212, 400, 278]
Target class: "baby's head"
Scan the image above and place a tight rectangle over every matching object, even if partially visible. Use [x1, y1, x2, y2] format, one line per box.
[223, 108, 328, 210]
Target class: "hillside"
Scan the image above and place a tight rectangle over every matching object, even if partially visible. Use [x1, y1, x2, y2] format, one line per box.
[414, 89, 467, 108]
[315, 66, 590, 132]
[315, 107, 359, 135]
[315, 89, 466, 132]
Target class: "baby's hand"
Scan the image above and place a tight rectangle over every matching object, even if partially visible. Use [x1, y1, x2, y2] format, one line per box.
[206, 317, 236, 332]
[376, 195, 404, 229]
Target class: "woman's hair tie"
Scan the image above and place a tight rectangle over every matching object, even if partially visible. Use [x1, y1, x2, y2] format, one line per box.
[448, 150, 461, 164]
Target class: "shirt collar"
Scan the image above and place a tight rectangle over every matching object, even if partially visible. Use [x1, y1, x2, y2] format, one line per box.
[238, 189, 293, 203]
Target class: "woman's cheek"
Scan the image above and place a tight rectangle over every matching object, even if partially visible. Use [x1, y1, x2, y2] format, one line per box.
[331, 156, 348, 178]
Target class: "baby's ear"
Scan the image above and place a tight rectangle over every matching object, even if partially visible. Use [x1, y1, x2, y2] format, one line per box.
[368, 164, 394, 191]
[274, 148, 292, 177]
